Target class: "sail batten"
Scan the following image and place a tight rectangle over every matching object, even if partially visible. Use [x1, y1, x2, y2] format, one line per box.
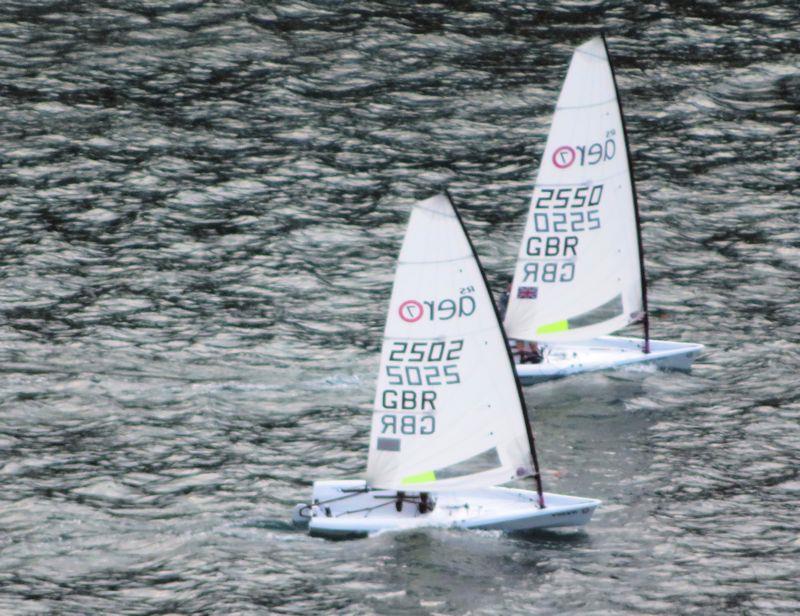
[366, 194, 537, 493]
[556, 97, 616, 111]
[504, 36, 644, 344]
[398, 254, 474, 265]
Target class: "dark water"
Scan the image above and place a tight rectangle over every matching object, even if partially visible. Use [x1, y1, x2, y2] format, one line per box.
[2, 1, 799, 613]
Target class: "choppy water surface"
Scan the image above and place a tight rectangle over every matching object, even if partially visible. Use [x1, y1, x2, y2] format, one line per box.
[1, 1, 799, 613]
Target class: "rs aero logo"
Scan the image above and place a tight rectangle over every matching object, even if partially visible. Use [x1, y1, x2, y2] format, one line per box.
[552, 130, 617, 169]
[399, 286, 476, 323]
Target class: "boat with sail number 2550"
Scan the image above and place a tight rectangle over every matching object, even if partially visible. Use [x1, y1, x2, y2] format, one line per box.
[504, 36, 704, 384]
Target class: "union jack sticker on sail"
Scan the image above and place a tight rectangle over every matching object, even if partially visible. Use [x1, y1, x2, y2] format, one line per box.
[517, 286, 538, 299]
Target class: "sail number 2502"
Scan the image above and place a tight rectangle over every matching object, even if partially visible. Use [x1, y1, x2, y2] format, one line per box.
[385, 339, 462, 386]
[378, 339, 464, 420]
[388, 340, 463, 363]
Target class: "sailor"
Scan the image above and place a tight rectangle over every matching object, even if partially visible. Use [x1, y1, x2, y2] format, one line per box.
[514, 339, 543, 364]
[418, 492, 431, 514]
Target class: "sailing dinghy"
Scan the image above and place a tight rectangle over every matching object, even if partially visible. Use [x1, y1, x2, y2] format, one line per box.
[504, 35, 703, 385]
[293, 194, 599, 538]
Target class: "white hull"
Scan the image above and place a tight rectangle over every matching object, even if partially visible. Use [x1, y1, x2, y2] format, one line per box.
[294, 480, 600, 538]
[515, 335, 703, 385]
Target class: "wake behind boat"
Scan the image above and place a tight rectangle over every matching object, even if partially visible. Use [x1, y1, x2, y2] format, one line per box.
[293, 194, 599, 538]
[504, 35, 703, 385]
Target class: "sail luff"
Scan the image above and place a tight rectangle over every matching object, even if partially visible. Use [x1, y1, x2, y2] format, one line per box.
[445, 190, 545, 508]
[601, 32, 650, 353]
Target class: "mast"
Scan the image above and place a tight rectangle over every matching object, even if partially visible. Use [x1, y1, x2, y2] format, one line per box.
[602, 33, 651, 353]
[445, 190, 546, 509]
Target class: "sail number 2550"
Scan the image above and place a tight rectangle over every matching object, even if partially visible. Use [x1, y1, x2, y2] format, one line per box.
[531, 185, 603, 234]
[534, 184, 604, 209]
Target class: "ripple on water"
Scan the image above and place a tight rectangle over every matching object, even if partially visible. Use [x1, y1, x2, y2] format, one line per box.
[1, 0, 799, 614]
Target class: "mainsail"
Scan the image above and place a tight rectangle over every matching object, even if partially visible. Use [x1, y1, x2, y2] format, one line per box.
[366, 194, 540, 494]
[504, 36, 647, 343]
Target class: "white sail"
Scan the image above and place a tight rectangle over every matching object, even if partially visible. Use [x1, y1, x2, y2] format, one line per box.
[366, 194, 534, 492]
[504, 36, 644, 343]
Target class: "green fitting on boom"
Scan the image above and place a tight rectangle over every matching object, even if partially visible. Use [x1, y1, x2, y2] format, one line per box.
[401, 470, 436, 485]
[537, 320, 569, 334]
